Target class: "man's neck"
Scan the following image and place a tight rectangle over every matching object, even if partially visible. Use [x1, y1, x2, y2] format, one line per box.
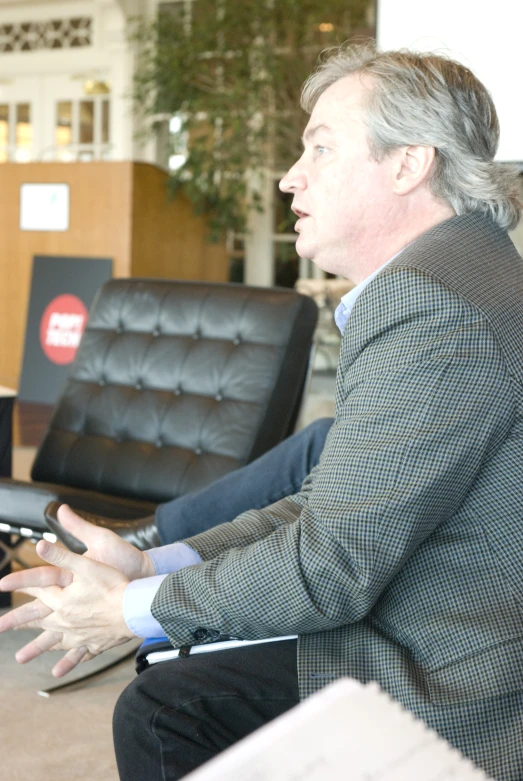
[349, 198, 456, 285]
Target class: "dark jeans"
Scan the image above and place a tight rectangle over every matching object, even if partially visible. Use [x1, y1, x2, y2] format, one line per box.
[155, 417, 333, 544]
[113, 639, 299, 781]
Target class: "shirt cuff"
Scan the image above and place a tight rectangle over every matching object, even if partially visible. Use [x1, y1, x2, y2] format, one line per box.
[146, 541, 202, 576]
[123, 575, 168, 639]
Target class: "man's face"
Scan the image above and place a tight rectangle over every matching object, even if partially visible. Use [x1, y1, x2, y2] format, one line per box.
[279, 74, 397, 282]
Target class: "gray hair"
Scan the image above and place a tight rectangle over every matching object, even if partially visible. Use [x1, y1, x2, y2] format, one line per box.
[301, 43, 522, 230]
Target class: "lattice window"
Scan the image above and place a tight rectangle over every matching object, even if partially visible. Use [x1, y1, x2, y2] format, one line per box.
[0, 18, 91, 53]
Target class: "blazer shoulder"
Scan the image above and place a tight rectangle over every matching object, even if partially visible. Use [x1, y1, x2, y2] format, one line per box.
[382, 214, 523, 386]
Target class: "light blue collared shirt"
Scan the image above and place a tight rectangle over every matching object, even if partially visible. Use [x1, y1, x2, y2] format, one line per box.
[334, 250, 404, 334]
[124, 543, 202, 638]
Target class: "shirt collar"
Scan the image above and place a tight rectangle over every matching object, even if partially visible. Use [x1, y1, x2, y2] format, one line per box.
[334, 249, 405, 334]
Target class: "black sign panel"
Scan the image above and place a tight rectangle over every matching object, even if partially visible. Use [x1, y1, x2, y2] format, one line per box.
[18, 255, 112, 404]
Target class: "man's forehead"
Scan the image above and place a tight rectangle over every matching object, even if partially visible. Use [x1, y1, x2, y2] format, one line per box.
[302, 123, 335, 143]
[303, 76, 368, 139]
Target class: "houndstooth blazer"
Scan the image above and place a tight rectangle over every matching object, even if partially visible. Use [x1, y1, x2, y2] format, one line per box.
[152, 213, 523, 781]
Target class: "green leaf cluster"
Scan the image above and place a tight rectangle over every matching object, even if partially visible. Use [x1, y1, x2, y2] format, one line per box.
[130, 0, 372, 238]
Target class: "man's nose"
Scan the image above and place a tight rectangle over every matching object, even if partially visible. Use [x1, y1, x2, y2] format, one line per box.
[279, 160, 306, 193]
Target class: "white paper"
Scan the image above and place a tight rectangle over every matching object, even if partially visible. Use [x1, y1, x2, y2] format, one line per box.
[184, 678, 492, 781]
[146, 635, 298, 665]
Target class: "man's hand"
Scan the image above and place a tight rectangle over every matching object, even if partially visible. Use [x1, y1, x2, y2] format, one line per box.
[55, 504, 156, 581]
[0, 540, 137, 678]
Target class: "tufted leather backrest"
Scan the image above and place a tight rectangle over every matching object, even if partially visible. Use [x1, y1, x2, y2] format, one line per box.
[31, 279, 317, 503]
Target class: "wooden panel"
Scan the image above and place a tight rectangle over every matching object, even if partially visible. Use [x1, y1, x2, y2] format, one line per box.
[0, 161, 229, 391]
[0, 162, 133, 389]
[130, 163, 229, 282]
[13, 401, 54, 448]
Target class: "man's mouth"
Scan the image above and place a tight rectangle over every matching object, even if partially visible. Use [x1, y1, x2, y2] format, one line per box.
[292, 206, 309, 219]
[292, 206, 310, 230]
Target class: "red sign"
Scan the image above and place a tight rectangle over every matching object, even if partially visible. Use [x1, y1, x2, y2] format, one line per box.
[39, 294, 88, 365]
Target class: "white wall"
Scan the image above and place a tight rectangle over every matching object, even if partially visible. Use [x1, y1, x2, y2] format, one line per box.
[377, 0, 523, 162]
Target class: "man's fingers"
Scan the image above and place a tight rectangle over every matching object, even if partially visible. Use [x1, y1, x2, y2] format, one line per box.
[15, 630, 62, 664]
[15, 586, 59, 600]
[0, 565, 72, 592]
[52, 646, 90, 678]
[0, 599, 53, 632]
[35, 537, 102, 578]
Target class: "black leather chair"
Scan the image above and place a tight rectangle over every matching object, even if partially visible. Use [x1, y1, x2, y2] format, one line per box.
[0, 279, 317, 562]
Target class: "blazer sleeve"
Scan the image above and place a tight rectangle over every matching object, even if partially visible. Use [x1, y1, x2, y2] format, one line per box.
[151, 270, 515, 646]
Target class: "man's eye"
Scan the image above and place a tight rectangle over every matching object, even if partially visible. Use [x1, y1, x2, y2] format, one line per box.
[315, 145, 328, 156]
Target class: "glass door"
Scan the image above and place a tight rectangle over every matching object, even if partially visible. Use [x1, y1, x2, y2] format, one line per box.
[54, 90, 111, 162]
[0, 73, 111, 163]
[0, 79, 37, 163]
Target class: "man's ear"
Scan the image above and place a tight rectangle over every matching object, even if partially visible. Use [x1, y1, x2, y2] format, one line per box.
[392, 145, 436, 196]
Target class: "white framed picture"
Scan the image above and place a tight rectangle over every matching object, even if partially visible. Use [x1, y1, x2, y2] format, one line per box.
[20, 183, 70, 231]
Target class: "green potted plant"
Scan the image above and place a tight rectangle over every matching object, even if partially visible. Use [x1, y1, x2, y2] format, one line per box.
[130, 0, 373, 240]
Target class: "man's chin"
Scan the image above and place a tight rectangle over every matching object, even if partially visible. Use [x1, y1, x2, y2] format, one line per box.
[296, 247, 331, 275]
[295, 237, 316, 264]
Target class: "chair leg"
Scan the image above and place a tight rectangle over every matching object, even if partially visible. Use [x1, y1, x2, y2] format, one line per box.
[0, 534, 33, 570]
[37, 639, 142, 696]
[0, 532, 11, 606]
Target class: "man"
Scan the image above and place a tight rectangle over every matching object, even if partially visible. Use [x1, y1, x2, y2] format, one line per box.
[1, 43, 523, 781]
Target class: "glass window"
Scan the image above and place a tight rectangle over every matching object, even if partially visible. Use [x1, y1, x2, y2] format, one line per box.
[274, 242, 300, 289]
[56, 101, 73, 146]
[101, 99, 110, 144]
[274, 182, 295, 234]
[0, 104, 8, 162]
[15, 103, 32, 161]
[83, 80, 110, 96]
[79, 100, 94, 144]
[228, 233, 245, 283]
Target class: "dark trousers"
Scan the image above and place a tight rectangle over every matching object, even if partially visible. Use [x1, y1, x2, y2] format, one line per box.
[113, 640, 299, 780]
